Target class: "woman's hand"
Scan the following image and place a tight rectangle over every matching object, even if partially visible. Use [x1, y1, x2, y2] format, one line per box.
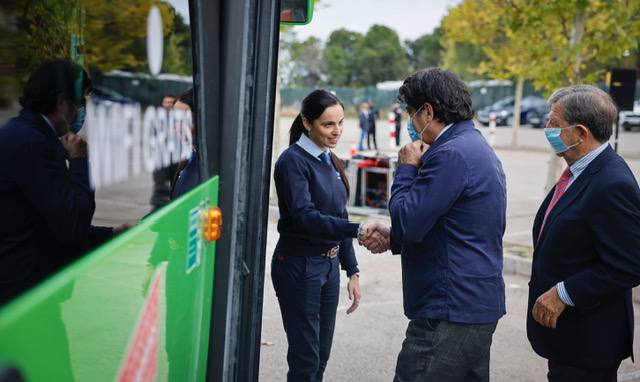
[346, 273, 361, 314]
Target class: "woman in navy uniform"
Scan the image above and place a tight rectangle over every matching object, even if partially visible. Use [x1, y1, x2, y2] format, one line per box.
[271, 89, 371, 381]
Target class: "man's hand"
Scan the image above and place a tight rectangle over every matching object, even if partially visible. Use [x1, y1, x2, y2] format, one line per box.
[60, 132, 87, 158]
[532, 285, 567, 329]
[358, 222, 390, 254]
[398, 140, 429, 167]
[113, 222, 133, 235]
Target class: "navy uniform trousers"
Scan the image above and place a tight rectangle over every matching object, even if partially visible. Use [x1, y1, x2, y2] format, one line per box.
[271, 253, 340, 382]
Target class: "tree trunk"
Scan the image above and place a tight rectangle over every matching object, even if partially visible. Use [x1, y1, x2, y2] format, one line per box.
[570, 8, 586, 83]
[543, 8, 586, 191]
[511, 76, 524, 147]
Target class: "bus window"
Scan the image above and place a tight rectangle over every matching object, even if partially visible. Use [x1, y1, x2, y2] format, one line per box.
[0, 0, 195, 231]
[280, 0, 314, 25]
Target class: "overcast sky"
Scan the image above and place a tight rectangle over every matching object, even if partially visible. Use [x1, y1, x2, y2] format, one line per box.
[293, 0, 460, 42]
[166, 0, 460, 42]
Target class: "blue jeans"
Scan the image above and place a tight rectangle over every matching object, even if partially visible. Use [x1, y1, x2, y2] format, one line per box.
[358, 128, 367, 150]
[394, 318, 498, 382]
[271, 254, 340, 382]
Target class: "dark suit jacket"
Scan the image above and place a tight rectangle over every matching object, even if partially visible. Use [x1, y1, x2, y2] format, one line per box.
[0, 109, 96, 304]
[358, 110, 370, 131]
[527, 145, 640, 368]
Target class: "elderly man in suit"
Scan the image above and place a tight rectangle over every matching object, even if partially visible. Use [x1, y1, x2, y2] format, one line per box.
[528, 84, 640, 381]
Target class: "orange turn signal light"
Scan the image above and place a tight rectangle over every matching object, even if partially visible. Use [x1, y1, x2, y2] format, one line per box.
[203, 206, 222, 241]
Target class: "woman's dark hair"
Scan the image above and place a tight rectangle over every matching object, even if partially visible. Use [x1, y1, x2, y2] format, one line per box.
[170, 87, 196, 197]
[176, 87, 194, 111]
[20, 58, 93, 114]
[289, 89, 350, 197]
[397, 67, 474, 125]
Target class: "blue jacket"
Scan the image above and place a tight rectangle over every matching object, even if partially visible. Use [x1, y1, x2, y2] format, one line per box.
[0, 109, 95, 303]
[389, 120, 506, 323]
[528, 145, 640, 368]
[273, 144, 359, 276]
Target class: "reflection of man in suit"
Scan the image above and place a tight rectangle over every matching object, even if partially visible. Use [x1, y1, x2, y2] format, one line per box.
[149, 93, 178, 213]
[527, 84, 640, 380]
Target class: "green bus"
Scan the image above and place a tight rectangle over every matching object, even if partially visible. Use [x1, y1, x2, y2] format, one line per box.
[0, 0, 313, 381]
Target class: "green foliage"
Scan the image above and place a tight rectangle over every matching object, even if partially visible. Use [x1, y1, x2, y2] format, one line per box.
[80, 0, 175, 74]
[324, 29, 363, 86]
[0, 0, 189, 101]
[442, 0, 640, 93]
[406, 27, 444, 71]
[162, 10, 192, 75]
[440, 40, 488, 81]
[0, 0, 76, 88]
[354, 25, 410, 86]
[289, 36, 325, 87]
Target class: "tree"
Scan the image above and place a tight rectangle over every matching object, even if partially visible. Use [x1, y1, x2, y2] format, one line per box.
[1, 0, 77, 88]
[80, 0, 175, 74]
[354, 24, 410, 86]
[440, 40, 488, 81]
[324, 29, 363, 86]
[163, 10, 192, 75]
[289, 36, 325, 87]
[406, 27, 445, 72]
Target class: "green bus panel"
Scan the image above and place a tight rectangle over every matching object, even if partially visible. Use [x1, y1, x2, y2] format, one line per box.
[0, 176, 219, 382]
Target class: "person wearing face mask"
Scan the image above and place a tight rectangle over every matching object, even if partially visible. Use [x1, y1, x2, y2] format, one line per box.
[358, 68, 507, 382]
[526, 84, 640, 381]
[0, 58, 127, 305]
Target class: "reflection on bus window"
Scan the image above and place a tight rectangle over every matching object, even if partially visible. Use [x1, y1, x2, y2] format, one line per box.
[0, 0, 195, 228]
[280, 0, 311, 24]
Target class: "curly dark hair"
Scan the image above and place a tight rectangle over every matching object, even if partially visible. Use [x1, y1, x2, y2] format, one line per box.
[398, 67, 475, 125]
[19, 58, 93, 114]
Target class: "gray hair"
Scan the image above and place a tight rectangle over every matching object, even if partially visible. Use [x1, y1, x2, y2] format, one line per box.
[547, 84, 617, 142]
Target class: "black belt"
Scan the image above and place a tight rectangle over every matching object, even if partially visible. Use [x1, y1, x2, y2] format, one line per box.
[321, 245, 339, 258]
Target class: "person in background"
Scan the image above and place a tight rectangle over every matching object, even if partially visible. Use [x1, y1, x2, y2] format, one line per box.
[169, 88, 198, 198]
[161, 93, 177, 110]
[271, 89, 381, 381]
[359, 67, 507, 382]
[527, 84, 640, 381]
[392, 101, 403, 146]
[358, 101, 370, 151]
[0, 58, 128, 305]
[149, 93, 179, 212]
[367, 99, 378, 150]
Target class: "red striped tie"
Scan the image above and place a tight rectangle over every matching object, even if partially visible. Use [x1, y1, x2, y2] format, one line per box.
[538, 167, 572, 239]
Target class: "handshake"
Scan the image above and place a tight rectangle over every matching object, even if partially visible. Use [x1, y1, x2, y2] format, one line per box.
[357, 222, 391, 254]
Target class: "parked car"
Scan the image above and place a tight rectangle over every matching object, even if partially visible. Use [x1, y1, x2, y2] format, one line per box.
[477, 95, 547, 126]
[526, 104, 550, 128]
[618, 99, 640, 132]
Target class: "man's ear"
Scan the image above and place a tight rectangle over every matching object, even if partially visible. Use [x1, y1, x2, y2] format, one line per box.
[56, 93, 67, 112]
[576, 124, 591, 141]
[423, 102, 437, 122]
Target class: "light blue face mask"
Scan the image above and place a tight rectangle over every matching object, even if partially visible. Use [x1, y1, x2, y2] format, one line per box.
[69, 106, 85, 134]
[544, 125, 579, 153]
[407, 105, 428, 141]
